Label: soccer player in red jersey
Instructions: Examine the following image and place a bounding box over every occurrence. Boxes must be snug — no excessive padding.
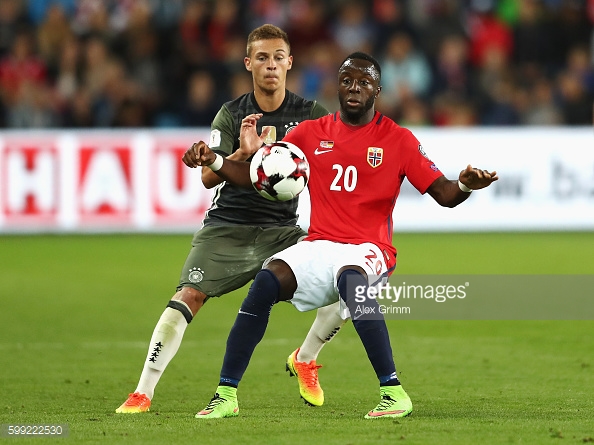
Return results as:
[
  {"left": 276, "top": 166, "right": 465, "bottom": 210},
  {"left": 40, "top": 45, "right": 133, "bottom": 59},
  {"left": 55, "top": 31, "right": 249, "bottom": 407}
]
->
[{"left": 188, "top": 52, "right": 498, "bottom": 419}]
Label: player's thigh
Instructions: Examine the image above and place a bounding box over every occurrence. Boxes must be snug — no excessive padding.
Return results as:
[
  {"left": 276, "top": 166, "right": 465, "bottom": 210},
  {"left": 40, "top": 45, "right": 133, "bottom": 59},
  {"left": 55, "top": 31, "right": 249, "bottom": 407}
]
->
[
  {"left": 266, "top": 240, "right": 338, "bottom": 312},
  {"left": 177, "top": 225, "right": 265, "bottom": 297},
  {"left": 268, "top": 240, "right": 388, "bottom": 313}
]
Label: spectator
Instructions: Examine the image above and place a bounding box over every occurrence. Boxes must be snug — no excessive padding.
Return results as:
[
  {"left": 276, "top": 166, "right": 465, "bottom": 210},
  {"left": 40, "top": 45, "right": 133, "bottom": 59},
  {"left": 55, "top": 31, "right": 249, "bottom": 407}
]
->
[
  {"left": 466, "top": 0, "right": 514, "bottom": 69},
  {"left": 37, "top": 2, "right": 74, "bottom": 70},
  {"left": 556, "top": 70, "right": 594, "bottom": 125},
  {"left": 371, "top": 0, "right": 416, "bottom": 54},
  {"left": 565, "top": 44, "right": 594, "bottom": 95},
  {"left": 6, "top": 77, "right": 58, "bottom": 127},
  {"left": 205, "top": 0, "right": 244, "bottom": 62},
  {"left": 432, "top": 91, "right": 477, "bottom": 126},
  {"left": 53, "top": 36, "right": 82, "bottom": 110},
  {"left": 523, "top": 78, "right": 562, "bottom": 125},
  {"left": 399, "top": 96, "right": 431, "bottom": 126},
  {"left": 511, "top": 0, "right": 552, "bottom": 72},
  {"left": 416, "top": 0, "right": 466, "bottom": 62},
  {"left": 0, "top": 28, "right": 47, "bottom": 109},
  {"left": 379, "top": 31, "right": 432, "bottom": 117},
  {"left": 61, "top": 86, "right": 94, "bottom": 127},
  {"left": 331, "top": 0, "right": 375, "bottom": 54},
  {"left": 123, "top": 28, "right": 162, "bottom": 122},
  {"left": 0, "top": 0, "right": 30, "bottom": 58},
  {"left": 179, "top": 70, "right": 220, "bottom": 127},
  {"left": 285, "top": 0, "right": 332, "bottom": 61},
  {"left": 247, "top": 0, "right": 288, "bottom": 29},
  {"left": 0, "top": 0, "right": 591, "bottom": 129},
  {"left": 176, "top": 0, "right": 209, "bottom": 67},
  {"left": 431, "top": 33, "right": 473, "bottom": 99},
  {"left": 27, "top": 0, "right": 75, "bottom": 26}
]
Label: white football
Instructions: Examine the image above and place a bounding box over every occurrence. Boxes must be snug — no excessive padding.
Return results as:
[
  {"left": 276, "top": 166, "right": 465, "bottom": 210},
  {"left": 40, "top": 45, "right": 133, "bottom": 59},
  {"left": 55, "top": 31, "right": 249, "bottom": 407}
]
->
[{"left": 250, "top": 142, "right": 309, "bottom": 201}]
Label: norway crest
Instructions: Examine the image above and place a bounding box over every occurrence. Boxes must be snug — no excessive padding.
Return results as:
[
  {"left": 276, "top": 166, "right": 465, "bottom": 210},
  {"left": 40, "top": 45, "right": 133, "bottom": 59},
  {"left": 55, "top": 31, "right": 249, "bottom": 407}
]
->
[{"left": 367, "top": 147, "right": 383, "bottom": 168}]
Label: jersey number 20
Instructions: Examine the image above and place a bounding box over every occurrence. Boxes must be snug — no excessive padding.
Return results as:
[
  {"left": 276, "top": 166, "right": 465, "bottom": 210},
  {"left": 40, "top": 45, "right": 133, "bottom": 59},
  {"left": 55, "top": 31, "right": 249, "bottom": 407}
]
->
[{"left": 330, "top": 164, "right": 358, "bottom": 192}]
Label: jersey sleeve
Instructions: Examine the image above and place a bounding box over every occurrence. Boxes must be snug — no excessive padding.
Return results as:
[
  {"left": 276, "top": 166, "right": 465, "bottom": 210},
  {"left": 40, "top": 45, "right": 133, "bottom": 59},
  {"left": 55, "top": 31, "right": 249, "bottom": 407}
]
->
[
  {"left": 310, "top": 101, "right": 330, "bottom": 119},
  {"left": 209, "top": 105, "right": 236, "bottom": 156},
  {"left": 402, "top": 130, "right": 444, "bottom": 194}
]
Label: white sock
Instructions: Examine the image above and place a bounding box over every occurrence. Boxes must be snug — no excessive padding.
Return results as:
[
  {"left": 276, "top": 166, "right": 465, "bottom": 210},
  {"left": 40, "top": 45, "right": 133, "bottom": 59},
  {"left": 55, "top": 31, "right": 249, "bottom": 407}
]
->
[
  {"left": 297, "top": 301, "right": 346, "bottom": 363},
  {"left": 134, "top": 305, "right": 190, "bottom": 399}
]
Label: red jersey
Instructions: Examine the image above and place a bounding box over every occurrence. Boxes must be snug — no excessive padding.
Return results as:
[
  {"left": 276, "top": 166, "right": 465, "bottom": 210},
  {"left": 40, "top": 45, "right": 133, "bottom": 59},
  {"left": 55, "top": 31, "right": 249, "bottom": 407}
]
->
[{"left": 284, "top": 111, "right": 443, "bottom": 271}]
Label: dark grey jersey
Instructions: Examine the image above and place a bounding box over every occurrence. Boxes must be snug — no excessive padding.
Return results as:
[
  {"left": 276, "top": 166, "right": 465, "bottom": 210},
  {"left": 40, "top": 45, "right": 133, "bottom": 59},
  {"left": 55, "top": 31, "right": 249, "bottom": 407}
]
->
[{"left": 203, "top": 90, "right": 329, "bottom": 227}]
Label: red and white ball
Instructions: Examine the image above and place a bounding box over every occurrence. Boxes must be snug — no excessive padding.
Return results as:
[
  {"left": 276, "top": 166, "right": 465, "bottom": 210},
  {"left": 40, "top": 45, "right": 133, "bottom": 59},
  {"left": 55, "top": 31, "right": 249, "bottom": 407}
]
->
[{"left": 250, "top": 142, "right": 309, "bottom": 201}]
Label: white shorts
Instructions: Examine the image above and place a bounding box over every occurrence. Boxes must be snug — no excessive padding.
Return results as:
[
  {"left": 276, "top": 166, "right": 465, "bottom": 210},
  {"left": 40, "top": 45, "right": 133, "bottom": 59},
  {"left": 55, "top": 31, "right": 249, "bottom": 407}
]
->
[{"left": 263, "top": 240, "right": 389, "bottom": 318}]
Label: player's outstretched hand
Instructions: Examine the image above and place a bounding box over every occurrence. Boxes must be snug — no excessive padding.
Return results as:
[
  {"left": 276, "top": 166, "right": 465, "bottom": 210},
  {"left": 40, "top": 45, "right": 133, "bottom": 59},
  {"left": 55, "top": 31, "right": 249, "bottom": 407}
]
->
[
  {"left": 459, "top": 165, "right": 499, "bottom": 190},
  {"left": 183, "top": 141, "right": 216, "bottom": 168},
  {"left": 239, "top": 113, "right": 272, "bottom": 155}
]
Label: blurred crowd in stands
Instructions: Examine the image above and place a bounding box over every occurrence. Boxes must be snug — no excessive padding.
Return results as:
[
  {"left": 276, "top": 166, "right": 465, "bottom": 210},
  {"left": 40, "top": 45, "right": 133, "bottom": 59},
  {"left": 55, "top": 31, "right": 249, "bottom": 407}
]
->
[{"left": 0, "top": 0, "right": 592, "bottom": 128}]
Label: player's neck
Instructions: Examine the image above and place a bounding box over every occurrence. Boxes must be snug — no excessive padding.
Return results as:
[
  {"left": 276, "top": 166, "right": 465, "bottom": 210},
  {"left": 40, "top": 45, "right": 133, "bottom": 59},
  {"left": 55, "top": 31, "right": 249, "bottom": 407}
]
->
[
  {"left": 253, "top": 87, "right": 286, "bottom": 113},
  {"left": 340, "top": 109, "right": 376, "bottom": 127}
]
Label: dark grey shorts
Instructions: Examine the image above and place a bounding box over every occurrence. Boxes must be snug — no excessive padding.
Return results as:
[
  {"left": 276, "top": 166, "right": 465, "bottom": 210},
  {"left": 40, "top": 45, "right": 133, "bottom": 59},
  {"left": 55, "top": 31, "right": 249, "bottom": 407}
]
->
[{"left": 176, "top": 225, "right": 306, "bottom": 297}]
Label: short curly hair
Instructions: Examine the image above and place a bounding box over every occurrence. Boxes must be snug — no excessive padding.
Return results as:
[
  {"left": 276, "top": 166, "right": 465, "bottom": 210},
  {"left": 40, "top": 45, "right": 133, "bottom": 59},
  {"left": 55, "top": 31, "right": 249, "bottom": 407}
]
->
[{"left": 341, "top": 52, "right": 382, "bottom": 82}]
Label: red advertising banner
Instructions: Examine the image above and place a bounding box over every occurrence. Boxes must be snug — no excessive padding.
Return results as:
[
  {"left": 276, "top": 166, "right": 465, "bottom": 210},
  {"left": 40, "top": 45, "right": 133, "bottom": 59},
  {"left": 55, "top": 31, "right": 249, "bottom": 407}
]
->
[
  {"left": 0, "top": 128, "right": 592, "bottom": 233},
  {"left": 0, "top": 130, "right": 213, "bottom": 232}
]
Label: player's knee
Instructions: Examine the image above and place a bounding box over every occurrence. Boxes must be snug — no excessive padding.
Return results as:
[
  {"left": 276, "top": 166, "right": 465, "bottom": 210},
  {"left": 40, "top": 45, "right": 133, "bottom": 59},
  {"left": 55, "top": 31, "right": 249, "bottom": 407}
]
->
[
  {"left": 264, "top": 260, "right": 297, "bottom": 301},
  {"left": 241, "top": 269, "right": 281, "bottom": 311},
  {"left": 337, "top": 268, "right": 367, "bottom": 305},
  {"left": 174, "top": 287, "right": 207, "bottom": 315}
]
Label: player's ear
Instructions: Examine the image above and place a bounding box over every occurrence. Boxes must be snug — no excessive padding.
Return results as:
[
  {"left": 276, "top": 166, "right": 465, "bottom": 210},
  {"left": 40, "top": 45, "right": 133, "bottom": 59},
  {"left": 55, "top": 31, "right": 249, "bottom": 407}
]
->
[
  {"left": 287, "top": 55, "right": 293, "bottom": 70},
  {"left": 376, "top": 85, "right": 382, "bottom": 97},
  {"left": 244, "top": 56, "right": 252, "bottom": 72}
]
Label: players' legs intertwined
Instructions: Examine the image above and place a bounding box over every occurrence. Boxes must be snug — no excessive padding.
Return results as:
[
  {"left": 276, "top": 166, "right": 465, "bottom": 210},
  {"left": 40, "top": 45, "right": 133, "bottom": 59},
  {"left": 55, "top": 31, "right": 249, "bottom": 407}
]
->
[{"left": 196, "top": 267, "right": 285, "bottom": 418}]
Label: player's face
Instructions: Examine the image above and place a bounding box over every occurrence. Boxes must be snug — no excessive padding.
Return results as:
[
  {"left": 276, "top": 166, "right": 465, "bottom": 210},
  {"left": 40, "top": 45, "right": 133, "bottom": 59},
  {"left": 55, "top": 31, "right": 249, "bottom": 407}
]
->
[
  {"left": 245, "top": 39, "right": 292, "bottom": 94},
  {"left": 337, "top": 58, "right": 381, "bottom": 125}
]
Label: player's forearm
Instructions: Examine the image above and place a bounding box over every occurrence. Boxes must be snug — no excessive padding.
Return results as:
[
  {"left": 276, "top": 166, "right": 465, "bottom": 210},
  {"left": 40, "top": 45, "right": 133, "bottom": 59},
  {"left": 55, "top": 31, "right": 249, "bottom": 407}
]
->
[
  {"left": 426, "top": 176, "right": 472, "bottom": 208},
  {"left": 210, "top": 156, "right": 253, "bottom": 188},
  {"left": 201, "top": 150, "right": 254, "bottom": 188}
]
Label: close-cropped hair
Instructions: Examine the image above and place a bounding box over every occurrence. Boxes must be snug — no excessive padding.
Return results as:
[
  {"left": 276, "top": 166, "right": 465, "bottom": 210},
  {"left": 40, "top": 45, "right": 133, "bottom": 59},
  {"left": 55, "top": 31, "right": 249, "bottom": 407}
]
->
[
  {"left": 341, "top": 51, "right": 382, "bottom": 81},
  {"left": 246, "top": 24, "right": 291, "bottom": 56}
]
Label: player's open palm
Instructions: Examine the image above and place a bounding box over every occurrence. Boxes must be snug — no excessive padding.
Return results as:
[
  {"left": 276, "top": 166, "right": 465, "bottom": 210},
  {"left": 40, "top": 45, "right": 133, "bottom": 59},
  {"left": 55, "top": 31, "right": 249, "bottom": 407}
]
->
[{"left": 239, "top": 113, "right": 271, "bottom": 155}]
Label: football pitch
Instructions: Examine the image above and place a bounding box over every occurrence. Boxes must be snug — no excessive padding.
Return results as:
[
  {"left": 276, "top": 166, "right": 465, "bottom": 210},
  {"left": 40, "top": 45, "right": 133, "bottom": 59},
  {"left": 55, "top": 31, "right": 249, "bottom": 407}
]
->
[{"left": 1, "top": 232, "right": 593, "bottom": 444}]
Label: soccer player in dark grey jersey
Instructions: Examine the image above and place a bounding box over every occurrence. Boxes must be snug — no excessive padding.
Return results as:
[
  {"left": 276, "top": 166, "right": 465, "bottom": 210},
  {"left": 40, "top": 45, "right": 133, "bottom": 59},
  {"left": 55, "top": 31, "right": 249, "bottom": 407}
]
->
[{"left": 116, "top": 24, "right": 342, "bottom": 413}]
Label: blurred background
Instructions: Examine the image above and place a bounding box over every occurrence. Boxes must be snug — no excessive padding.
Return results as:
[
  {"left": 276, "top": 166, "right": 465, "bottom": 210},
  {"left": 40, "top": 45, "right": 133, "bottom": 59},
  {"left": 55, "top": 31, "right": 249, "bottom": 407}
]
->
[
  {"left": 0, "top": 0, "right": 592, "bottom": 234},
  {"left": 0, "top": 0, "right": 592, "bottom": 129}
]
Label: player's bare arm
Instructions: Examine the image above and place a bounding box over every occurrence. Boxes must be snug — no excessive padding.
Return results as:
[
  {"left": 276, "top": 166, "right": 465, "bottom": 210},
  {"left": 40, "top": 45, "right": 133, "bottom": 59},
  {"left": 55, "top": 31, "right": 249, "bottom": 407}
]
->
[
  {"left": 188, "top": 140, "right": 253, "bottom": 188},
  {"left": 200, "top": 138, "right": 268, "bottom": 188},
  {"left": 184, "top": 114, "right": 275, "bottom": 188},
  {"left": 427, "top": 165, "right": 498, "bottom": 208}
]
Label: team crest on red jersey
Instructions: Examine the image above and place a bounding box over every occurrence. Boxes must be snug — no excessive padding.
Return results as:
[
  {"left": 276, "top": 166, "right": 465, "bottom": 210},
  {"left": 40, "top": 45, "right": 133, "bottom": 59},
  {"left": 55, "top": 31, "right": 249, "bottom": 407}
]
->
[{"left": 367, "top": 147, "right": 383, "bottom": 168}]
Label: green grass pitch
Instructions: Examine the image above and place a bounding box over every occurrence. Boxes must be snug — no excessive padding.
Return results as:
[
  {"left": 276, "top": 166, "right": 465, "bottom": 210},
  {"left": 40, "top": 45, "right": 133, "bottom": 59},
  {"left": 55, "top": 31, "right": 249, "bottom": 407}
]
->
[{"left": 1, "top": 232, "right": 593, "bottom": 444}]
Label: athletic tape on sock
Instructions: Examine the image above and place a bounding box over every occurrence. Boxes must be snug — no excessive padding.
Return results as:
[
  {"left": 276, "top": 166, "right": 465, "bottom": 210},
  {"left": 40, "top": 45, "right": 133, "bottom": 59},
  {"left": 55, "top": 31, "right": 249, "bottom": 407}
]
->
[{"left": 167, "top": 299, "right": 193, "bottom": 323}]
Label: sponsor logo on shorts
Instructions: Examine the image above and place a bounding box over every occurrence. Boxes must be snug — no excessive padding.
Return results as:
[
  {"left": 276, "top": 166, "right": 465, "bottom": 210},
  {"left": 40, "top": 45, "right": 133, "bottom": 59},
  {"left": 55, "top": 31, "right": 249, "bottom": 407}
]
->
[{"left": 188, "top": 267, "right": 204, "bottom": 283}]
